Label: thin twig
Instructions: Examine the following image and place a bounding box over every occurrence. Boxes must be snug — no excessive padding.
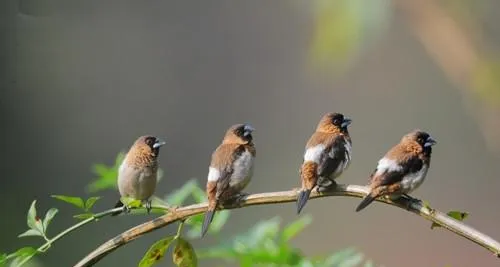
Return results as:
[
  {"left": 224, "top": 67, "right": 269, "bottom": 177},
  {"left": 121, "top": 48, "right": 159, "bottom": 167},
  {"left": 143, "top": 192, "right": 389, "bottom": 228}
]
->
[{"left": 74, "top": 184, "right": 500, "bottom": 267}]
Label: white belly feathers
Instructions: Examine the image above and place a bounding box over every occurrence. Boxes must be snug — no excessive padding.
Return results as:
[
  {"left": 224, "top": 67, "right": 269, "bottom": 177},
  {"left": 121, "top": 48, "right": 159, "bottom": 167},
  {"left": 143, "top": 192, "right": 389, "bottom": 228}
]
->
[
  {"left": 229, "top": 150, "right": 254, "bottom": 188},
  {"left": 401, "top": 164, "right": 428, "bottom": 193}
]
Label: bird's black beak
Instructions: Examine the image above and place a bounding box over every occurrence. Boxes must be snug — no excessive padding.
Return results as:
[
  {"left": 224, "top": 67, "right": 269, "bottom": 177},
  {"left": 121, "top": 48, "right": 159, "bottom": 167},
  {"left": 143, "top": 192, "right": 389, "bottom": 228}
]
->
[
  {"left": 153, "top": 139, "right": 166, "bottom": 148},
  {"left": 424, "top": 136, "right": 437, "bottom": 147},
  {"left": 341, "top": 117, "right": 352, "bottom": 128}
]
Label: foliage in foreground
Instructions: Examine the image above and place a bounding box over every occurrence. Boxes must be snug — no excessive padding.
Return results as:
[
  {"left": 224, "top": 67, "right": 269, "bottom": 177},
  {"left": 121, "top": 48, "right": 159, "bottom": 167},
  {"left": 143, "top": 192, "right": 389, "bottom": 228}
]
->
[{"left": 0, "top": 153, "right": 468, "bottom": 267}]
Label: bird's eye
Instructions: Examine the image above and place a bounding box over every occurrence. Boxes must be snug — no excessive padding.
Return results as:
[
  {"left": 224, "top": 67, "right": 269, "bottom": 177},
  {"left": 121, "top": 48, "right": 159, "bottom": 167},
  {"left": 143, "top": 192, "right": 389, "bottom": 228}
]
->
[{"left": 146, "top": 138, "right": 153, "bottom": 145}]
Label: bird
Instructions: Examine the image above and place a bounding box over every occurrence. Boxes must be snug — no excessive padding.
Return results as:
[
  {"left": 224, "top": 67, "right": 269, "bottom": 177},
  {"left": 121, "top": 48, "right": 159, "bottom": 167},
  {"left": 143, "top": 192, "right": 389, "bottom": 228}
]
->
[
  {"left": 355, "top": 129, "right": 436, "bottom": 212},
  {"left": 201, "top": 123, "right": 256, "bottom": 237},
  {"left": 297, "top": 112, "right": 352, "bottom": 214},
  {"left": 112, "top": 135, "right": 166, "bottom": 216}
]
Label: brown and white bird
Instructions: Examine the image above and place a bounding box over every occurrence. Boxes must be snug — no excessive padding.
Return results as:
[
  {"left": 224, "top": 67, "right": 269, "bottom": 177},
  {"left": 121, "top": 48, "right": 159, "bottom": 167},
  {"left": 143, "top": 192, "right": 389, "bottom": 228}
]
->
[
  {"left": 297, "top": 112, "right": 352, "bottom": 214},
  {"left": 201, "top": 124, "right": 256, "bottom": 237},
  {"left": 112, "top": 135, "right": 166, "bottom": 215},
  {"left": 355, "top": 130, "right": 436, "bottom": 212}
]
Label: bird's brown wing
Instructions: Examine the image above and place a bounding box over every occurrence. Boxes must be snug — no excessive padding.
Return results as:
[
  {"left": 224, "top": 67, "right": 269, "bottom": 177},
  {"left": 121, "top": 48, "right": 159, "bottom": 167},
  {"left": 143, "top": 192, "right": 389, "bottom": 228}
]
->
[
  {"left": 370, "top": 155, "right": 423, "bottom": 189},
  {"left": 211, "top": 144, "right": 246, "bottom": 200}
]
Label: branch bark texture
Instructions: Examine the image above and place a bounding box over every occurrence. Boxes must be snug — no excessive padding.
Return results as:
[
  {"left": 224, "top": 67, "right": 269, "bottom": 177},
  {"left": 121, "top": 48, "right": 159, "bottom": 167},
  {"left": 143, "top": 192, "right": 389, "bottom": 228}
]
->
[{"left": 74, "top": 184, "right": 500, "bottom": 267}]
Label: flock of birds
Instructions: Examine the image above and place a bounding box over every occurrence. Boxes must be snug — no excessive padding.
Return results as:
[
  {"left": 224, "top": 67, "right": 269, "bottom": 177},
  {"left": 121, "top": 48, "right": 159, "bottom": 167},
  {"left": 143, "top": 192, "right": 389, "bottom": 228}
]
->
[{"left": 111, "top": 112, "right": 437, "bottom": 237}]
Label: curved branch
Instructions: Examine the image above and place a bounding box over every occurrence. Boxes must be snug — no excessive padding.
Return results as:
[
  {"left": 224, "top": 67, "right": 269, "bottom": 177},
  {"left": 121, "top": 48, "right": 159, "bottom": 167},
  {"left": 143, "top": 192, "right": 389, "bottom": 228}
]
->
[{"left": 74, "top": 184, "right": 500, "bottom": 267}]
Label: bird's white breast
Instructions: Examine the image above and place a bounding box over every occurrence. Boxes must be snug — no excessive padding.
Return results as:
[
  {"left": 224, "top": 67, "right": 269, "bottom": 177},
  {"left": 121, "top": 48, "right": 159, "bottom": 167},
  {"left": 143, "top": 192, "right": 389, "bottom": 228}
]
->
[
  {"left": 229, "top": 150, "right": 254, "bottom": 188},
  {"left": 117, "top": 158, "right": 157, "bottom": 200},
  {"left": 401, "top": 164, "right": 428, "bottom": 193},
  {"left": 304, "top": 144, "right": 326, "bottom": 164}
]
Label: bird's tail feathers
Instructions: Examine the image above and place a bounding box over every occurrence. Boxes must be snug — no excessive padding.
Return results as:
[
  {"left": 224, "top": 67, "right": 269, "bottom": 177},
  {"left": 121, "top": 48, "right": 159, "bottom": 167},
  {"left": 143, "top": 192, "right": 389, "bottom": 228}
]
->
[
  {"left": 296, "top": 189, "right": 311, "bottom": 214},
  {"left": 355, "top": 194, "right": 376, "bottom": 212},
  {"left": 201, "top": 208, "right": 216, "bottom": 238},
  {"left": 111, "top": 200, "right": 124, "bottom": 216}
]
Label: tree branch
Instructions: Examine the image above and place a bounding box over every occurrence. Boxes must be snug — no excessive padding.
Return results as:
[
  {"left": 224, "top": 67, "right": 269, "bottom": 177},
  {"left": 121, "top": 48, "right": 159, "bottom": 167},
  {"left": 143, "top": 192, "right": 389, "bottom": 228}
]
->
[{"left": 74, "top": 184, "right": 500, "bottom": 267}]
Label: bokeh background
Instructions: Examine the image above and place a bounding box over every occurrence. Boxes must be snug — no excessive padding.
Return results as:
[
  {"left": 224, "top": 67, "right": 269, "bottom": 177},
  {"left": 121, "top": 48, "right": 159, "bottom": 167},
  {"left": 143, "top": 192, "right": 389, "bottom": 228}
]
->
[{"left": 1, "top": 0, "right": 500, "bottom": 266}]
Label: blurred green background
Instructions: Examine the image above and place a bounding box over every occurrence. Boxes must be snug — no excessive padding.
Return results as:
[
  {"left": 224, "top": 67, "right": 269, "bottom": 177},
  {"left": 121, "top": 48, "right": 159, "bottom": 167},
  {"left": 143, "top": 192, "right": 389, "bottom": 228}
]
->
[{"left": 1, "top": 0, "right": 500, "bottom": 266}]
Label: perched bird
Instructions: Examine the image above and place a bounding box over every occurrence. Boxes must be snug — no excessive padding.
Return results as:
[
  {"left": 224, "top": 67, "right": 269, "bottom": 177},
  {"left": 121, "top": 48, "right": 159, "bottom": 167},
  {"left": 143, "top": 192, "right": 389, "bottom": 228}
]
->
[
  {"left": 355, "top": 130, "right": 436, "bottom": 212},
  {"left": 112, "top": 135, "right": 166, "bottom": 216},
  {"left": 201, "top": 124, "right": 256, "bottom": 237},
  {"left": 297, "top": 112, "right": 352, "bottom": 214}
]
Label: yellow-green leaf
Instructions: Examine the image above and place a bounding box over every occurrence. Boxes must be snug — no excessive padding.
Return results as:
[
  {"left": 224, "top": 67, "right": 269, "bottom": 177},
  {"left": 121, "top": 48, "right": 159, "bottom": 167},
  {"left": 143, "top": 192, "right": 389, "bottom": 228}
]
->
[
  {"left": 85, "top": 197, "right": 101, "bottom": 211},
  {"left": 120, "top": 197, "right": 142, "bottom": 209},
  {"left": 51, "top": 195, "right": 85, "bottom": 210},
  {"left": 138, "top": 236, "right": 175, "bottom": 267},
  {"left": 431, "top": 210, "right": 469, "bottom": 229},
  {"left": 43, "top": 208, "right": 58, "bottom": 233},
  {"left": 18, "top": 229, "right": 43, "bottom": 238},
  {"left": 172, "top": 238, "right": 198, "bottom": 267},
  {"left": 282, "top": 215, "right": 312, "bottom": 242},
  {"left": 26, "top": 200, "right": 44, "bottom": 236}
]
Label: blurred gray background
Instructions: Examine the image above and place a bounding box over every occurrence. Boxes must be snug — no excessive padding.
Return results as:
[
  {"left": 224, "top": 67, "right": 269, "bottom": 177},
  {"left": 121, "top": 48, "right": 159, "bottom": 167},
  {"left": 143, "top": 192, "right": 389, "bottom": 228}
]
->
[{"left": 1, "top": 0, "right": 500, "bottom": 266}]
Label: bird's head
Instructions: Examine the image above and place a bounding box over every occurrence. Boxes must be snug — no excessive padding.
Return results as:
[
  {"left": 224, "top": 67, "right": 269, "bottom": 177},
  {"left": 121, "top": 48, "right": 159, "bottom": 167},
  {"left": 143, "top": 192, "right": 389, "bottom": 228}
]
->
[
  {"left": 222, "top": 123, "right": 255, "bottom": 145},
  {"left": 401, "top": 130, "right": 436, "bottom": 154},
  {"left": 132, "top": 135, "right": 166, "bottom": 158},
  {"left": 317, "top": 112, "right": 352, "bottom": 134}
]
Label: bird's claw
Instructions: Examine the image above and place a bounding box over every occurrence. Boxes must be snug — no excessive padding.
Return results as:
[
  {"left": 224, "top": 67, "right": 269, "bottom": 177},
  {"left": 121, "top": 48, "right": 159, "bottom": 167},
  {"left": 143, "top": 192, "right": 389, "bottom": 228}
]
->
[
  {"left": 230, "top": 192, "right": 249, "bottom": 208},
  {"left": 401, "top": 194, "right": 422, "bottom": 211},
  {"left": 144, "top": 200, "right": 152, "bottom": 214},
  {"left": 123, "top": 205, "right": 131, "bottom": 214},
  {"left": 316, "top": 179, "right": 337, "bottom": 193}
]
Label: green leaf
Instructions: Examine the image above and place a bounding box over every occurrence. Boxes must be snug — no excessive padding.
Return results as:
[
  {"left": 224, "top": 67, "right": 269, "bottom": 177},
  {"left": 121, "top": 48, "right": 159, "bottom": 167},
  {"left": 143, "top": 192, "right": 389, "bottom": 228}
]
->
[
  {"left": 172, "top": 238, "right": 198, "bottom": 267},
  {"left": 207, "top": 210, "right": 230, "bottom": 234},
  {"left": 120, "top": 197, "right": 142, "bottom": 208},
  {"left": 26, "top": 200, "right": 44, "bottom": 237},
  {"left": 84, "top": 197, "right": 101, "bottom": 211},
  {"left": 87, "top": 152, "right": 125, "bottom": 193},
  {"left": 431, "top": 210, "right": 469, "bottom": 229},
  {"left": 42, "top": 208, "right": 58, "bottom": 233},
  {"left": 422, "top": 200, "right": 431, "bottom": 210},
  {"left": 9, "top": 247, "right": 37, "bottom": 267},
  {"left": 18, "top": 229, "right": 43, "bottom": 238},
  {"left": 138, "top": 236, "right": 175, "bottom": 267},
  {"left": 165, "top": 180, "right": 199, "bottom": 206},
  {"left": 51, "top": 195, "right": 85, "bottom": 210},
  {"left": 282, "top": 215, "right": 313, "bottom": 242},
  {"left": 73, "top": 213, "right": 94, "bottom": 220},
  {"left": 185, "top": 210, "right": 230, "bottom": 239},
  {"left": 190, "top": 186, "right": 206, "bottom": 203},
  {"left": 447, "top": 211, "right": 469, "bottom": 221},
  {"left": 26, "top": 200, "right": 37, "bottom": 230}
]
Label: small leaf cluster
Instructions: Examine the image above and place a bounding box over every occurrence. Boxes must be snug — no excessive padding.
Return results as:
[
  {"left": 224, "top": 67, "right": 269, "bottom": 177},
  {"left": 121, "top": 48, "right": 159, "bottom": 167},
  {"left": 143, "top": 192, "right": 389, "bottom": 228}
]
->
[
  {"left": 1, "top": 196, "right": 102, "bottom": 267},
  {"left": 139, "top": 233, "right": 197, "bottom": 267},
  {"left": 1, "top": 201, "right": 57, "bottom": 266},
  {"left": 198, "top": 216, "right": 377, "bottom": 267},
  {"left": 51, "top": 195, "right": 101, "bottom": 220}
]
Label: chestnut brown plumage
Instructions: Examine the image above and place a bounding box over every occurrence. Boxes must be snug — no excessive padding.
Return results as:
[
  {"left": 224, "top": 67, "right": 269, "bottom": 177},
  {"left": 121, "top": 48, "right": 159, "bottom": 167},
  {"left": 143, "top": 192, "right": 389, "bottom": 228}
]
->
[
  {"left": 355, "top": 130, "right": 436, "bottom": 212},
  {"left": 201, "top": 124, "right": 256, "bottom": 237},
  {"left": 112, "top": 135, "right": 166, "bottom": 216},
  {"left": 297, "top": 113, "right": 352, "bottom": 214}
]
